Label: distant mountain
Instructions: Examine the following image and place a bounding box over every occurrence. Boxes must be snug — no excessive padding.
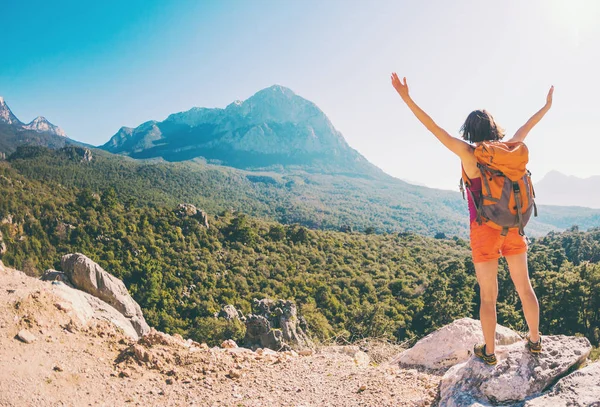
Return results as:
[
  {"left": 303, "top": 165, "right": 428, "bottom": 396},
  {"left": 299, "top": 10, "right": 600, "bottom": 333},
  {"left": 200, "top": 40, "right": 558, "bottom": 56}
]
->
[
  {"left": 101, "top": 85, "right": 382, "bottom": 176},
  {"left": 536, "top": 171, "right": 600, "bottom": 209},
  {"left": 0, "top": 96, "right": 69, "bottom": 155},
  {"left": 23, "top": 116, "right": 67, "bottom": 137}
]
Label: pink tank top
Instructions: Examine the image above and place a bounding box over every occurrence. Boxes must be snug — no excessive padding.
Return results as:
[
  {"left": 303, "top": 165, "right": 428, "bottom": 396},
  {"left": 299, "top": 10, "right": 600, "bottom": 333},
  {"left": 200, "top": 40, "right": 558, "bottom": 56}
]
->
[{"left": 467, "top": 177, "right": 482, "bottom": 223}]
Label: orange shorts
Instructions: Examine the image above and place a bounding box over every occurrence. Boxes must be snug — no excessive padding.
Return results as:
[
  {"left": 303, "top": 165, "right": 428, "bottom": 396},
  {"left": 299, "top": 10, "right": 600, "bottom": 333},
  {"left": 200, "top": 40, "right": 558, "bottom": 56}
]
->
[{"left": 469, "top": 221, "right": 528, "bottom": 263}]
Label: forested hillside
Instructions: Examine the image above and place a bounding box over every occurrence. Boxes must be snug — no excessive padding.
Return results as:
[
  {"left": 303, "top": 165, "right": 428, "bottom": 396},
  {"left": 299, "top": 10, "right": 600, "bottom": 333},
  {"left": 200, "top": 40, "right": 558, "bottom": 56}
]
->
[
  {"left": 1, "top": 157, "right": 599, "bottom": 348},
  {"left": 7, "top": 146, "right": 469, "bottom": 236},
  {"left": 7, "top": 146, "right": 600, "bottom": 239}
]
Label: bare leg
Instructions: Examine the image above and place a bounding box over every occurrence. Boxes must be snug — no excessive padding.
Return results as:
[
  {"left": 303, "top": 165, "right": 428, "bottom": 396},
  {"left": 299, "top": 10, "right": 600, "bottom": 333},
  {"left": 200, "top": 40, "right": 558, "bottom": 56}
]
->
[
  {"left": 505, "top": 253, "right": 540, "bottom": 342},
  {"left": 474, "top": 259, "right": 499, "bottom": 354}
]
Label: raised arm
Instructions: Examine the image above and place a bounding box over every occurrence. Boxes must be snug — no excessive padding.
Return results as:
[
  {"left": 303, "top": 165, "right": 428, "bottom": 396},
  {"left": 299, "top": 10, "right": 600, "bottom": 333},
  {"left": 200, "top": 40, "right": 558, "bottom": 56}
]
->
[
  {"left": 507, "top": 86, "right": 554, "bottom": 143},
  {"left": 391, "top": 73, "right": 471, "bottom": 160}
]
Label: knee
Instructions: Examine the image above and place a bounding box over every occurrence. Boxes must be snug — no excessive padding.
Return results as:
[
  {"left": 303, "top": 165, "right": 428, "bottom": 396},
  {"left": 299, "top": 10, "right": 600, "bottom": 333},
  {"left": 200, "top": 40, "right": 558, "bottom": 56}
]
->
[
  {"left": 517, "top": 287, "right": 538, "bottom": 303},
  {"left": 515, "top": 282, "right": 535, "bottom": 298},
  {"left": 480, "top": 291, "right": 498, "bottom": 305}
]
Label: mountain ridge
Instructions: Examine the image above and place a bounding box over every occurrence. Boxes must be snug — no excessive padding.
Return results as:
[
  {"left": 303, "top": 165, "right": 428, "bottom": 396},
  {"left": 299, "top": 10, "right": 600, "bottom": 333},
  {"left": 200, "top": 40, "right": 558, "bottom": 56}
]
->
[
  {"left": 0, "top": 97, "right": 66, "bottom": 137},
  {"left": 0, "top": 96, "right": 69, "bottom": 155},
  {"left": 536, "top": 170, "right": 600, "bottom": 209}
]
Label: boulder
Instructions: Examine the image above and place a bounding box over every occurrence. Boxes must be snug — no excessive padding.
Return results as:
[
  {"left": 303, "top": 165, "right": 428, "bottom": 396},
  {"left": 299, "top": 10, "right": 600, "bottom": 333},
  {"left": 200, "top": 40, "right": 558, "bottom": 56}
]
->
[
  {"left": 439, "top": 335, "right": 591, "bottom": 406},
  {"left": 390, "top": 318, "right": 522, "bottom": 369},
  {"left": 175, "top": 204, "right": 209, "bottom": 228},
  {"left": 60, "top": 253, "right": 150, "bottom": 337},
  {"left": 0, "top": 231, "right": 6, "bottom": 255},
  {"left": 392, "top": 318, "right": 522, "bottom": 370},
  {"left": 244, "top": 314, "right": 283, "bottom": 350},
  {"left": 244, "top": 299, "right": 313, "bottom": 351},
  {"left": 51, "top": 281, "right": 139, "bottom": 340},
  {"left": 523, "top": 362, "right": 600, "bottom": 406},
  {"left": 217, "top": 304, "right": 244, "bottom": 321}
]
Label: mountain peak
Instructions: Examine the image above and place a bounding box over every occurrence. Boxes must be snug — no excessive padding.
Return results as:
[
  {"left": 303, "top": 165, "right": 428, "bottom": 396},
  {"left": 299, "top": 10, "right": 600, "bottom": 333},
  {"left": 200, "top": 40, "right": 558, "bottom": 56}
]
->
[
  {"left": 249, "top": 85, "right": 297, "bottom": 101},
  {"left": 23, "top": 115, "right": 67, "bottom": 137},
  {"left": 31, "top": 116, "right": 48, "bottom": 124},
  {"left": 102, "top": 84, "right": 374, "bottom": 175},
  {"left": 264, "top": 84, "right": 295, "bottom": 94},
  {"left": 0, "top": 96, "right": 22, "bottom": 125}
]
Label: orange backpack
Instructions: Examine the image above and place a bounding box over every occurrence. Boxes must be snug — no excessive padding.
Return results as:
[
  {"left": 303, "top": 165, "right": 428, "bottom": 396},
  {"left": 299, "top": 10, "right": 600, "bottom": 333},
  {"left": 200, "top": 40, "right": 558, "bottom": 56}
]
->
[{"left": 460, "top": 141, "right": 537, "bottom": 235}]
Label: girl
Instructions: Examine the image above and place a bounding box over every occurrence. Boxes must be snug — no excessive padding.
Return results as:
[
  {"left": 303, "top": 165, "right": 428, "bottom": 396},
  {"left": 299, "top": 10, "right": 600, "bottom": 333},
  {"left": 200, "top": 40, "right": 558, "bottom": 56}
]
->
[{"left": 391, "top": 73, "right": 553, "bottom": 365}]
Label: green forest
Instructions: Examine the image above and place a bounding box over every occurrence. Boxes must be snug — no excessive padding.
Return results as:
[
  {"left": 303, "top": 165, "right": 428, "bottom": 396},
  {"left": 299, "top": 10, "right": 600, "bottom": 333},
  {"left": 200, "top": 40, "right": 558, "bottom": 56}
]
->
[
  {"left": 8, "top": 146, "right": 600, "bottom": 238},
  {"left": 1, "top": 152, "right": 599, "bottom": 350}
]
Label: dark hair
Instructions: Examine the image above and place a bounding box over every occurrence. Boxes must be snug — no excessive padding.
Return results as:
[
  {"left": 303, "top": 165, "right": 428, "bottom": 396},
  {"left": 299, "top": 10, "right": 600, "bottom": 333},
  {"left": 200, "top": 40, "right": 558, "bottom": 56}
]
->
[{"left": 460, "top": 109, "right": 505, "bottom": 143}]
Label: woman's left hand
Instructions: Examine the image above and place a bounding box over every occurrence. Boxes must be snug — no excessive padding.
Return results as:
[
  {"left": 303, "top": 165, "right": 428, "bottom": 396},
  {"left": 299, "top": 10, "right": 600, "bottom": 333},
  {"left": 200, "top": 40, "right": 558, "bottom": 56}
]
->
[{"left": 391, "top": 73, "right": 410, "bottom": 100}]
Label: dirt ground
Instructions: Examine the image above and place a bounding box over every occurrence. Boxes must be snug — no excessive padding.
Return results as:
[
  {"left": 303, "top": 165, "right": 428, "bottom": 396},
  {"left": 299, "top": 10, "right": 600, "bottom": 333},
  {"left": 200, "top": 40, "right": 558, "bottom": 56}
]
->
[{"left": 0, "top": 262, "right": 441, "bottom": 407}]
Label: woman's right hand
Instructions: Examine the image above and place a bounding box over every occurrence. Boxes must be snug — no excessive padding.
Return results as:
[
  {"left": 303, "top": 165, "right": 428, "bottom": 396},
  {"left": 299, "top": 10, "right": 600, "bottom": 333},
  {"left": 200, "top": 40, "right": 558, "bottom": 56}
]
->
[{"left": 546, "top": 85, "right": 554, "bottom": 107}]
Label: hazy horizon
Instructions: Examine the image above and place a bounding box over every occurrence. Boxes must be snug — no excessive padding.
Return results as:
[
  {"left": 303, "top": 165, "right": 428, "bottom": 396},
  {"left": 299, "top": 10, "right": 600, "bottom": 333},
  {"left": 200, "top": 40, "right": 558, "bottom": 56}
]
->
[{"left": 3, "top": 0, "right": 600, "bottom": 190}]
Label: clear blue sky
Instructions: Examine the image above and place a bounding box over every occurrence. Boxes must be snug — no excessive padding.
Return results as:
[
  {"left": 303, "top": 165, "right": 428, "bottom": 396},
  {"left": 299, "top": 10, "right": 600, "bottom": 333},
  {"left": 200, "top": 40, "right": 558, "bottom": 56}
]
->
[{"left": 2, "top": 0, "right": 599, "bottom": 190}]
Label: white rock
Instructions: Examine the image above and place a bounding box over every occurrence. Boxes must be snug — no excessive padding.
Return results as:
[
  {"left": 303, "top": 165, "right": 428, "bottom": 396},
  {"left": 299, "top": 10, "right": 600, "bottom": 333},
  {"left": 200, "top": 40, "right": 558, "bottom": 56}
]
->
[
  {"left": 51, "top": 281, "right": 138, "bottom": 340},
  {"left": 392, "top": 318, "right": 522, "bottom": 369},
  {"left": 523, "top": 362, "right": 600, "bottom": 406},
  {"left": 439, "top": 335, "right": 591, "bottom": 406},
  {"left": 353, "top": 351, "right": 370, "bottom": 368},
  {"left": 256, "top": 348, "right": 278, "bottom": 356},
  {"left": 324, "top": 346, "right": 370, "bottom": 367},
  {"left": 16, "top": 329, "right": 37, "bottom": 344}
]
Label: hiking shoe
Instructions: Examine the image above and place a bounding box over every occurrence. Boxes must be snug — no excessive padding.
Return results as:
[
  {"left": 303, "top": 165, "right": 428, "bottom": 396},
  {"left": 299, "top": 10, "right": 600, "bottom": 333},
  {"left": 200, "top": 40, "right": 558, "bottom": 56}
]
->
[
  {"left": 474, "top": 344, "right": 497, "bottom": 366},
  {"left": 526, "top": 335, "right": 542, "bottom": 354}
]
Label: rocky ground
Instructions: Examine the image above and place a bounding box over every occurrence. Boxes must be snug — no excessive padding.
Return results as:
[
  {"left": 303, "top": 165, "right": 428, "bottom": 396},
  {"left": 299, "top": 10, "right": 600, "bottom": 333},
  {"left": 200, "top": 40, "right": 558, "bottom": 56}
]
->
[{"left": 0, "top": 262, "right": 440, "bottom": 407}]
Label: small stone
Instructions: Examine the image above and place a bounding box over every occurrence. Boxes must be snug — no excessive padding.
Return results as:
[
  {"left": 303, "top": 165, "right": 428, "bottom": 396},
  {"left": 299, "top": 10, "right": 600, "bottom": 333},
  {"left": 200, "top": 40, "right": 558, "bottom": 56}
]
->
[
  {"left": 54, "top": 302, "right": 71, "bottom": 312},
  {"left": 53, "top": 366, "right": 63, "bottom": 372},
  {"left": 228, "top": 370, "right": 242, "bottom": 379},
  {"left": 16, "top": 329, "right": 37, "bottom": 344},
  {"left": 358, "top": 385, "right": 367, "bottom": 393},
  {"left": 166, "top": 378, "right": 174, "bottom": 385},
  {"left": 221, "top": 339, "right": 238, "bottom": 349},
  {"left": 299, "top": 349, "right": 314, "bottom": 356},
  {"left": 353, "top": 351, "right": 370, "bottom": 367},
  {"left": 256, "top": 348, "right": 278, "bottom": 356}
]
